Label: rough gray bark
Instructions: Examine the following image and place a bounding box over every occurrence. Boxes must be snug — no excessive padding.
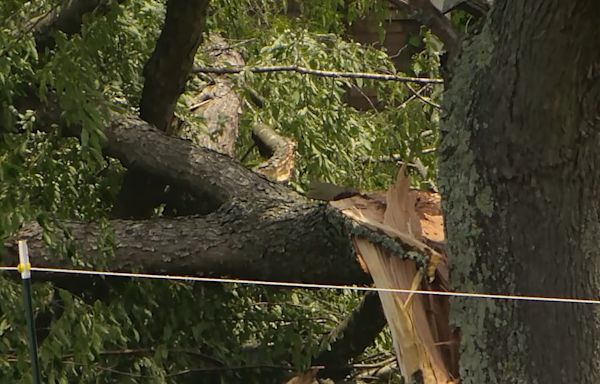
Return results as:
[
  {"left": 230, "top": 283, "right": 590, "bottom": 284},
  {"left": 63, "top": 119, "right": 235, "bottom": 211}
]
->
[
  {"left": 439, "top": 1, "right": 600, "bottom": 383},
  {"left": 104, "top": 116, "right": 289, "bottom": 206},
  {"left": 4, "top": 200, "right": 368, "bottom": 285},
  {"left": 115, "top": 0, "right": 209, "bottom": 218},
  {"left": 139, "top": 0, "right": 209, "bottom": 133}
]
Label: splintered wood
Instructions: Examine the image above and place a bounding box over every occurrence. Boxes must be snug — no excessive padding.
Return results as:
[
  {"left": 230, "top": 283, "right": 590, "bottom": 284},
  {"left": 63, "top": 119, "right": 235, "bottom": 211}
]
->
[{"left": 331, "top": 167, "right": 458, "bottom": 383}]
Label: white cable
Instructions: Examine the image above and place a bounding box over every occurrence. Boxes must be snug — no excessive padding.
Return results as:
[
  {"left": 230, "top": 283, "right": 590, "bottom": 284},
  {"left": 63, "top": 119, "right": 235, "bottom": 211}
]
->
[{"left": 1, "top": 265, "right": 599, "bottom": 305}]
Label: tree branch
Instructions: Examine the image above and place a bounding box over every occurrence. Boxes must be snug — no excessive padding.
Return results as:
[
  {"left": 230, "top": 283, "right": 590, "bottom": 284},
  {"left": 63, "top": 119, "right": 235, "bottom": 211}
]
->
[
  {"left": 2, "top": 201, "right": 368, "bottom": 286},
  {"left": 251, "top": 124, "right": 297, "bottom": 183},
  {"left": 139, "top": 0, "right": 209, "bottom": 132},
  {"left": 115, "top": 0, "right": 209, "bottom": 218},
  {"left": 406, "top": 84, "right": 441, "bottom": 109},
  {"left": 193, "top": 65, "right": 444, "bottom": 85},
  {"left": 315, "top": 292, "right": 388, "bottom": 380},
  {"left": 104, "top": 115, "right": 290, "bottom": 206}
]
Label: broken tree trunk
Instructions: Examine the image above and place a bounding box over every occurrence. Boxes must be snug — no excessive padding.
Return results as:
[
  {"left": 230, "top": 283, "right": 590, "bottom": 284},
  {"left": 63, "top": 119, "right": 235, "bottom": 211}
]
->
[{"left": 331, "top": 169, "right": 457, "bottom": 383}]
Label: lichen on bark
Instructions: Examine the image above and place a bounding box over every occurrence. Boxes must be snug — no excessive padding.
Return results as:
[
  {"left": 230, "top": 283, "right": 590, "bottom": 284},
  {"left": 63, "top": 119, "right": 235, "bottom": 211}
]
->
[
  {"left": 440, "top": 2, "right": 600, "bottom": 383},
  {"left": 439, "top": 18, "right": 526, "bottom": 384}
]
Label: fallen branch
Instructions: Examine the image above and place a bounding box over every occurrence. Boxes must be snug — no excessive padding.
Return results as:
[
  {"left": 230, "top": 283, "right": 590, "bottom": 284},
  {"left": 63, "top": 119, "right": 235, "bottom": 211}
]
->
[
  {"left": 193, "top": 65, "right": 444, "bottom": 85},
  {"left": 2, "top": 202, "right": 367, "bottom": 285}
]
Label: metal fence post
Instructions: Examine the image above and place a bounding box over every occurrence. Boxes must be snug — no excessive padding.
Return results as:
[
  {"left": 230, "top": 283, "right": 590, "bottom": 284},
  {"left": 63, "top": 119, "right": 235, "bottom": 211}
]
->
[{"left": 18, "top": 240, "right": 41, "bottom": 384}]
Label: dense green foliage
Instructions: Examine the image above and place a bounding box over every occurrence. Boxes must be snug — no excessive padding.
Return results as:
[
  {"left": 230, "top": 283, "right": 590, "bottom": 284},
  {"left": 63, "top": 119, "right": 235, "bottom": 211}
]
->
[{"left": 0, "top": 1, "right": 442, "bottom": 382}]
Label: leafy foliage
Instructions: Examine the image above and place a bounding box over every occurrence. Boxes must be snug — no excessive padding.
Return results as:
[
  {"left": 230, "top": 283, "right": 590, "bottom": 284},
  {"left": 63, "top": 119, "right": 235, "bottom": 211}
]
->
[
  {"left": 209, "top": 0, "right": 441, "bottom": 191},
  {"left": 0, "top": 0, "right": 443, "bottom": 383}
]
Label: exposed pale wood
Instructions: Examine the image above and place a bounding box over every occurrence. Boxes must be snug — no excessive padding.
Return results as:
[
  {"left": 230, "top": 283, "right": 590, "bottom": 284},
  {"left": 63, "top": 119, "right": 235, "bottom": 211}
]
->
[
  {"left": 252, "top": 124, "right": 297, "bottom": 183},
  {"left": 332, "top": 169, "right": 455, "bottom": 383},
  {"left": 183, "top": 35, "right": 243, "bottom": 156}
]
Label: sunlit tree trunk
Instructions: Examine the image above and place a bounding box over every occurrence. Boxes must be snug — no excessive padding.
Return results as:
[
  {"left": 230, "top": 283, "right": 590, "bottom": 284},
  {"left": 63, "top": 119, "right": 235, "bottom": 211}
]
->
[{"left": 440, "top": 1, "right": 600, "bottom": 382}]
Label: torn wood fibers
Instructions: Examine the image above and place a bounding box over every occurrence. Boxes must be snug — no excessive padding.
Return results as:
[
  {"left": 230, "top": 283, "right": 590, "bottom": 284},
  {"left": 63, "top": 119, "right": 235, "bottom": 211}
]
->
[{"left": 331, "top": 167, "right": 458, "bottom": 383}]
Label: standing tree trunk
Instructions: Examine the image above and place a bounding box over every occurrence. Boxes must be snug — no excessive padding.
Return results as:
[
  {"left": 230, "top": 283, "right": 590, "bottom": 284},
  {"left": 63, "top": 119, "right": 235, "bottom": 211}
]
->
[{"left": 440, "top": 1, "right": 600, "bottom": 383}]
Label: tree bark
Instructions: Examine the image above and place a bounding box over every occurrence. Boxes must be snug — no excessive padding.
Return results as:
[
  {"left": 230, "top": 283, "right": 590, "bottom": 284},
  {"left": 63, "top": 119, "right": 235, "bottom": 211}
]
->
[
  {"left": 315, "top": 292, "right": 387, "bottom": 380},
  {"left": 439, "top": 1, "right": 600, "bottom": 383},
  {"left": 104, "top": 116, "right": 288, "bottom": 205},
  {"left": 114, "top": 0, "right": 209, "bottom": 218},
  {"left": 3, "top": 200, "right": 368, "bottom": 285},
  {"left": 186, "top": 35, "right": 244, "bottom": 156},
  {"left": 139, "top": 0, "right": 209, "bottom": 133}
]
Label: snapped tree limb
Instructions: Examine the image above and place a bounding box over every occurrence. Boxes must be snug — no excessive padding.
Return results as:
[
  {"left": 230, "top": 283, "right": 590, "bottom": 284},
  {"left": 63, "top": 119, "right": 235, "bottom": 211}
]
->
[
  {"left": 251, "top": 123, "right": 297, "bottom": 183},
  {"left": 314, "top": 292, "right": 388, "bottom": 380}
]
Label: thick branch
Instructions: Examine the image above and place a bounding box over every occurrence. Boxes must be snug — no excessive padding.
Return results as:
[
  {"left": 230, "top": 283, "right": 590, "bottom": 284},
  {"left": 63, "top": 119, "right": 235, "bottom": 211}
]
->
[
  {"left": 315, "top": 292, "right": 387, "bottom": 380},
  {"left": 140, "top": 0, "right": 209, "bottom": 132},
  {"left": 3, "top": 201, "right": 369, "bottom": 286},
  {"left": 105, "top": 115, "right": 290, "bottom": 205}
]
